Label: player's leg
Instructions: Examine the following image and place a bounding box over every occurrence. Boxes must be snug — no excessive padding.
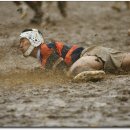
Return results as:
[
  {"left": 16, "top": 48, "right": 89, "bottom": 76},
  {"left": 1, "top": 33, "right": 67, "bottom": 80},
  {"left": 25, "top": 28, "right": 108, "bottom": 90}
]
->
[
  {"left": 121, "top": 53, "right": 130, "bottom": 71},
  {"left": 13, "top": 1, "right": 21, "bottom": 6},
  {"left": 57, "top": 1, "right": 67, "bottom": 17},
  {"left": 25, "top": 1, "right": 43, "bottom": 24},
  {"left": 68, "top": 55, "right": 104, "bottom": 77}
]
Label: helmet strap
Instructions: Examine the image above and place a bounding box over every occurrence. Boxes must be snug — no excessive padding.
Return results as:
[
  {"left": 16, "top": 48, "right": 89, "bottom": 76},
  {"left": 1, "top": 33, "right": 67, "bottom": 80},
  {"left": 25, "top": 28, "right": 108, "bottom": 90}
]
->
[{"left": 23, "top": 45, "right": 35, "bottom": 57}]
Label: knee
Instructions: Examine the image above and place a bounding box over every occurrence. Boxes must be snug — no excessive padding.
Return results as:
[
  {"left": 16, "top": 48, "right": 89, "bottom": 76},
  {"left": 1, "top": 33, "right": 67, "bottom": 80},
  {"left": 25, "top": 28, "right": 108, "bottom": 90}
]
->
[{"left": 67, "top": 56, "right": 104, "bottom": 77}]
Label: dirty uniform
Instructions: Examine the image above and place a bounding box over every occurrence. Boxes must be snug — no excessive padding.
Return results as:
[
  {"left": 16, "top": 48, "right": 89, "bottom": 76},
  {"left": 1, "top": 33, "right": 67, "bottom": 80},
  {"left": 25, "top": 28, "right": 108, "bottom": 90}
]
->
[
  {"left": 81, "top": 46, "right": 125, "bottom": 73},
  {"left": 39, "top": 41, "right": 84, "bottom": 70}
]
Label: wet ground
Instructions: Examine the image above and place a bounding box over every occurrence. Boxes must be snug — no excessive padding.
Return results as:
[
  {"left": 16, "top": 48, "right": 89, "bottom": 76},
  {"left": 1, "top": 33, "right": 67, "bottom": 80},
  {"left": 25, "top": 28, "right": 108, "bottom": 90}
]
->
[{"left": 0, "top": 1, "right": 130, "bottom": 127}]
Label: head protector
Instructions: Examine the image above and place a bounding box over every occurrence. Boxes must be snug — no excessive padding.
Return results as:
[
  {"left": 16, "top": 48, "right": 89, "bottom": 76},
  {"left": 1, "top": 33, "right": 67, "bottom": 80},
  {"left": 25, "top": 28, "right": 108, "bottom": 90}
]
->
[{"left": 20, "top": 28, "right": 44, "bottom": 56}]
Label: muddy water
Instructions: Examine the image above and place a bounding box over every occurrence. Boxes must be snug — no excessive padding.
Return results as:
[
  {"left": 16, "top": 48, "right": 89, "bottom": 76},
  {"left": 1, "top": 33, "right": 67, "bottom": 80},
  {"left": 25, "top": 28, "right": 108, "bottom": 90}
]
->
[
  {"left": 0, "top": 1, "right": 130, "bottom": 127},
  {"left": 0, "top": 71, "right": 130, "bottom": 127}
]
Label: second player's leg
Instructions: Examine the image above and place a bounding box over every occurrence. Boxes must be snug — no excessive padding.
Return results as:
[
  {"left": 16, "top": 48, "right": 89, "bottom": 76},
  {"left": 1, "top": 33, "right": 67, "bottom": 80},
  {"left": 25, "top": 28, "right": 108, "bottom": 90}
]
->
[
  {"left": 57, "top": 1, "right": 67, "bottom": 17},
  {"left": 25, "top": 1, "right": 43, "bottom": 24}
]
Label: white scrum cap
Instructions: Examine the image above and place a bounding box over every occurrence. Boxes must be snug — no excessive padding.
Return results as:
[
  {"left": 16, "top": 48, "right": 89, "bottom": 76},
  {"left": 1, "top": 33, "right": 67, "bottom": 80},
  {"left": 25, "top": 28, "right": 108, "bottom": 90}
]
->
[
  {"left": 20, "top": 28, "right": 44, "bottom": 56},
  {"left": 20, "top": 28, "right": 44, "bottom": 47}
]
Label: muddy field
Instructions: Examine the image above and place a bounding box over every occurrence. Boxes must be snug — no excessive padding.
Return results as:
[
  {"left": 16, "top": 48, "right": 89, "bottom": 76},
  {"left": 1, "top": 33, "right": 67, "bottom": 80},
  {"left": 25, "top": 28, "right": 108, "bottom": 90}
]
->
[{"left": 0, "top": 1, "right": 130, "bottom": 127}]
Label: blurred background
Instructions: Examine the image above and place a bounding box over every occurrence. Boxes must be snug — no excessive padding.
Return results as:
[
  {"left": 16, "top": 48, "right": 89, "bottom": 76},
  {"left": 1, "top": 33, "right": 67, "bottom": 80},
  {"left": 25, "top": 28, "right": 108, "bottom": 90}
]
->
[{"left": 1, "top": 1, "right": 130, "bottom": 72}]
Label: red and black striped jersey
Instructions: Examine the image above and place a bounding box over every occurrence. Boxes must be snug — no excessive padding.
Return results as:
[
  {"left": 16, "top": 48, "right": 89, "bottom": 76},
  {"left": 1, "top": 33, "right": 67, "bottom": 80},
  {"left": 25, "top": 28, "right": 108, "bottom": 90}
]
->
[{"left": 39, "top": 41, "right": 84, "bottom": 69}]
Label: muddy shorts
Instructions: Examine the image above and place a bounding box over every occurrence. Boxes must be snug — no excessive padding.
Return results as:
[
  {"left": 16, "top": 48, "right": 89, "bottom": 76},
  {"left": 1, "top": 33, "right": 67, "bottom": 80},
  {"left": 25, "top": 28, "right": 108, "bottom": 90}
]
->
[{"left": 80, "top": 46, "right": 125, "bottom": 73}]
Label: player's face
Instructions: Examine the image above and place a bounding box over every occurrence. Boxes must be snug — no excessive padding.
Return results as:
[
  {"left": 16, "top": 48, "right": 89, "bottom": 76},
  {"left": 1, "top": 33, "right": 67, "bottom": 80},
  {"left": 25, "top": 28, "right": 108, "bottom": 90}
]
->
[{"left": 20, "top": 38, "right": 30, "bottom": 54}]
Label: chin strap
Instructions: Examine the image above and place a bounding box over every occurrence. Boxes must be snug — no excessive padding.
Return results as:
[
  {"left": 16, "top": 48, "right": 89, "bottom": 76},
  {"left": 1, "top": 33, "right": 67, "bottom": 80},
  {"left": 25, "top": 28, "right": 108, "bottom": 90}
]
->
[
  {"left": 36, "top": 49, "right": 41, "bottom": 61},
  {"left": 23, "top": 45, "right": 35, "bottom": 57}
]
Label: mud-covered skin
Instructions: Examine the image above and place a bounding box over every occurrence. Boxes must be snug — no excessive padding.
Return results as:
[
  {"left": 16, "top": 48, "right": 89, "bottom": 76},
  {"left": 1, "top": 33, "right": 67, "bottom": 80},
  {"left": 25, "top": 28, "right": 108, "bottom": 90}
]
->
[
  {"left": 68, "top": 55, "right": 104, "bottom": 77},
  {"left": 0, "top": 1, "right": 130, "bottom": 127}
]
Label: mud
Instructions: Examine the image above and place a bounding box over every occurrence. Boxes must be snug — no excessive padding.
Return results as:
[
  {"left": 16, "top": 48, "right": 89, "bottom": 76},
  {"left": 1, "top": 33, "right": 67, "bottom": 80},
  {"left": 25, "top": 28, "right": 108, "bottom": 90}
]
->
[{"left": 0, "top": 1, "right": 130, "bottom": 127}]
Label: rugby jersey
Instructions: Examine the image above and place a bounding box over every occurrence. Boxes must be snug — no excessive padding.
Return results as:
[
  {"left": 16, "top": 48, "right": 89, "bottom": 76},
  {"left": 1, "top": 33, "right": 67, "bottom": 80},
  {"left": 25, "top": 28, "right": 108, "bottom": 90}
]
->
[{"left": 39, "top": 41, "right": 84, "bottom": 69}]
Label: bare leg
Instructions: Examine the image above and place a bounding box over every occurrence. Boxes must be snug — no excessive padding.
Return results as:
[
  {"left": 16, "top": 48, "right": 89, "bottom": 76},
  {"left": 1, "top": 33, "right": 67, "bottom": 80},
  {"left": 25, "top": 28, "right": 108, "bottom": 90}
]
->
[
  {"left": 57, "top": 1, "right": 67, "bottom": 17},
  {"left": 68, "top": 55, "right": 104, "bottom": 77},
  {"left": 25, "top": 1, "right": 42, "bottom": 13},
  {"left": 121, "top": 53, "right": 130, "bottom": 71},
  {"left": 25, "top": 1, "right": 43, "bottom": 24},
  {"left": 13, "top": 1, "right": 21, "bottom": 6}
]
